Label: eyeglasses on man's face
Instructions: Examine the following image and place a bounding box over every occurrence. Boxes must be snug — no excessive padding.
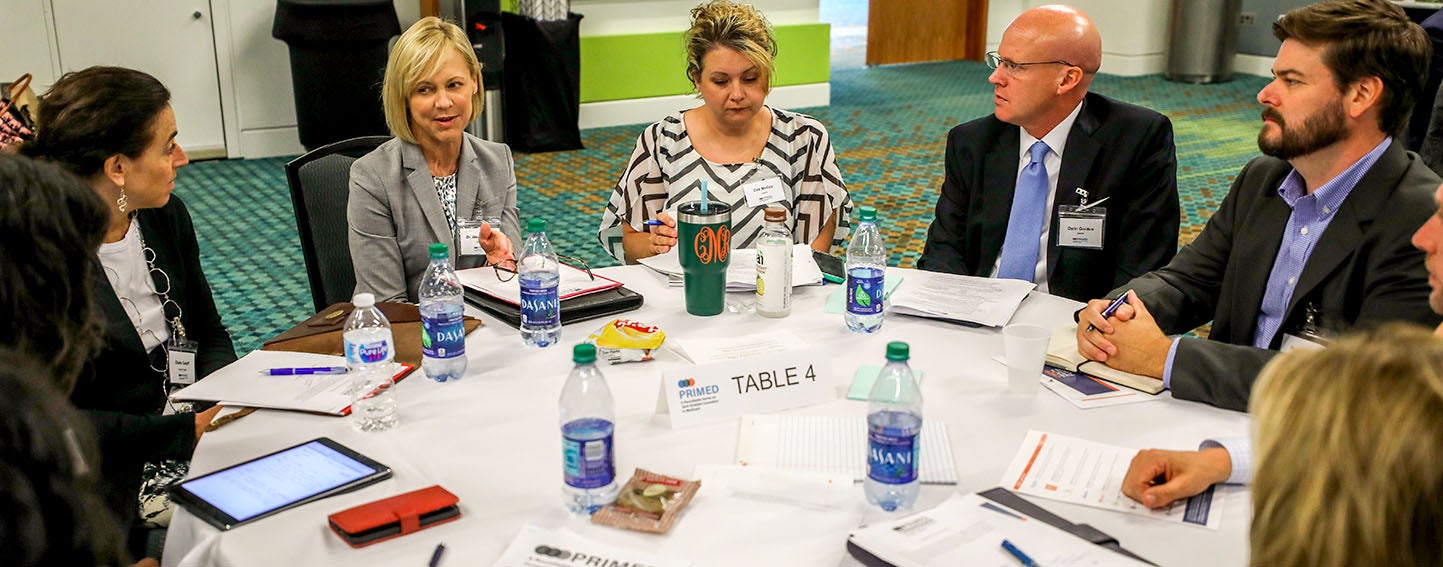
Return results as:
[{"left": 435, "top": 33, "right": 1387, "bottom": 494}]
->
[
  {"left": 490, "top": 254, "right": 595, "bottom": 283},
  {"left": 986, "top": 51, "right": 1074, "bottom": 75}
]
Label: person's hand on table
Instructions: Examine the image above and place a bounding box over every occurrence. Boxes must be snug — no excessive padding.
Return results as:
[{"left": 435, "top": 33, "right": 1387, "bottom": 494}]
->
[
  {"left": 194, "top": 405, "right": 223, "bottom": 440},
  {"left": 480, "top": 221, "right": 514, "bottom": 265},
  {"left": 1122, "top": 446, "right": 1232, "bottom": 509},
  {"left": 1076, "top": 290, "right": 1169, "bottom": 378},
  {"left": 648, "top": 212, "right": 678, "bottom": 256}
]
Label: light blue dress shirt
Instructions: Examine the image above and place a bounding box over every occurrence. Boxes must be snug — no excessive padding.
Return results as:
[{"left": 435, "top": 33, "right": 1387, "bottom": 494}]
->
[{"left": 1162, "top": 138, "right": 1392, "bottom": 388}]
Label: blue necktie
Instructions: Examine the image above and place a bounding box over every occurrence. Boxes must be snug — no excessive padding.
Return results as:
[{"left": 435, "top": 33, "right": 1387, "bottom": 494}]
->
[{"left": 998, "top": 141, "right": 1051, "bottom": 282}]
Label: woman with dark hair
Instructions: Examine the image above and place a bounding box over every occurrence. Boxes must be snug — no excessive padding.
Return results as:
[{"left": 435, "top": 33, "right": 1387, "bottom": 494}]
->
[
  {"left": 20, "top": 66, "right": 234, "bottom": 554},
  {"left": 0, "top": 152, "right": 134, "bottom": 565},
  {"left": 0, "top": 349, "right": 129, "bottom": 567}
]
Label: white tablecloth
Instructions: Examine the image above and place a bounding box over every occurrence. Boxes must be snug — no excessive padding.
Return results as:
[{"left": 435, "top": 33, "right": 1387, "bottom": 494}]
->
[{"left": 164, "top": 266, "right": 1250, "bottom": 567}]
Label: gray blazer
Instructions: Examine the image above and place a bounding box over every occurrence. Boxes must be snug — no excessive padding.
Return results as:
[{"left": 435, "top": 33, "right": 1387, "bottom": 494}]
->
[
  {"left": 1118, "top": 141, "right": 1440, "bottom": 412},
  {"left": 348, "top": 133, "right": 522, "bottom": 303}
]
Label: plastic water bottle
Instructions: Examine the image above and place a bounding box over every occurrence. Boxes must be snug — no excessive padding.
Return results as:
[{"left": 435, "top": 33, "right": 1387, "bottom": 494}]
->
[
  {"left": 865, "top": 341, "right": 922, "bottom": 511},
  {"left": 343, "top": 293, "right": 397, "bottom": 432},
  {"left": 559, "top": 343, "right": 618, "bottom": 514},
  {"left": 519, "top": 217, "right": 561, "bottom": 348},
  {"left": 419, "top": 242, "right": 468, "bottom": 382},
  {"left": 845, "top": 205, "right": 886, "bottom": 333},
  {"left": 755, "top": 206, "right": 793, "bottom": 318}
]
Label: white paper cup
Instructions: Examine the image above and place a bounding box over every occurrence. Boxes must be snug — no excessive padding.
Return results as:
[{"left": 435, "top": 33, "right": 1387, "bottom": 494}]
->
[{"left": 1003, "top": 324, "right": 1051, "bottom": 394}]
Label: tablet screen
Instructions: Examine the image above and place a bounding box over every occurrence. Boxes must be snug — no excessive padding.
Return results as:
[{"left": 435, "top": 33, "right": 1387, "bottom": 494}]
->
[{"left": 180, "top": 439, "right": 384, "bottom": 523}]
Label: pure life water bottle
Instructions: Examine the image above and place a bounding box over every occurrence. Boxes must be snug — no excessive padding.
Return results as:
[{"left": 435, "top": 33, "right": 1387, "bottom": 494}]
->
[
  {"left": 344, "top": 293, "right": 397, "bottom": 432},
  {"left": 419, "top": 242, "right": 467, "bottom": 381}
]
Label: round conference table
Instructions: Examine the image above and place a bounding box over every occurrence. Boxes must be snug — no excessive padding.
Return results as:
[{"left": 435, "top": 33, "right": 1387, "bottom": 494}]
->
[{"left": 163, "top": 266, "right": 1250, "bottom": 566}]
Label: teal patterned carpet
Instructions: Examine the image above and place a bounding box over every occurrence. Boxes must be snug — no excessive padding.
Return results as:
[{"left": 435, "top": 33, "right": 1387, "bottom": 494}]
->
[{"left": 175, "top": 60, "right": 1270, "bottom": 354}]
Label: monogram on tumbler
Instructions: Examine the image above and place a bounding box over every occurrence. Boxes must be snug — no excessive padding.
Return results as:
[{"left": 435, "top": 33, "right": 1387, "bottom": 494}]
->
[{"left": 676, "top": 200, "right": 733, "bottom": 316}]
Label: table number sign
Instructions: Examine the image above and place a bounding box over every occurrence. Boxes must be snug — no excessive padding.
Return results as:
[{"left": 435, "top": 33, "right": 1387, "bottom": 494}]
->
[{"left": 659, "top": 348, "right": 833, "bottom": 428}]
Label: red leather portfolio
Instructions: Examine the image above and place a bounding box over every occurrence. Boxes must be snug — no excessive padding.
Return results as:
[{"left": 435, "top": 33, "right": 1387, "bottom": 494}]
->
[{"left": 327, "top": 485, "right": 461, "bottom": 548}]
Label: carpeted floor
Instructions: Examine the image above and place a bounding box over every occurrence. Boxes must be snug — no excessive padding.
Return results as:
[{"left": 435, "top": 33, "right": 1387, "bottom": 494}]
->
[{"left": 175, "top": 59, "right": 1270, "bottom": 354}]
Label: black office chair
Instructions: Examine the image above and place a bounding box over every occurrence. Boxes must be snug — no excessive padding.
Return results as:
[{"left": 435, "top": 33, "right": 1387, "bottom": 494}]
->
[{"left": 284, "top": 135, "right": 391, "bottom": 312}]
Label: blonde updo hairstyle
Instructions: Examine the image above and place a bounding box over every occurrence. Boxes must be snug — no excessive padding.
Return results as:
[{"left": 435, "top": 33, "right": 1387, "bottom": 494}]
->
[
  {"left": 381, "top": 16, "right": 484, "bottom": 144},
  {"left": 1249, "top": 323, "right": 1443, "bottom": 567},
  {"left": 684, "top": 1, "right": 777, "bottom": 93}
]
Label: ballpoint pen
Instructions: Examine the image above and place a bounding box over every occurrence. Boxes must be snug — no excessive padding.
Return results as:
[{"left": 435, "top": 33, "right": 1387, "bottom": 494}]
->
[
  {"left": 644, "top": 219, "right": 666, "bottom": 227},
  {"left": 1084, "top": 290, "right": 1132, "bottom": 333},
  {"left": 1001, "top": 539, "right": 1039, "bottom": 567},
  {"left": 259, "top": 366, "right": 350, "bottom": 376},
  {"left": 429, "top": 542, "right": 446, "bottom": 567}
]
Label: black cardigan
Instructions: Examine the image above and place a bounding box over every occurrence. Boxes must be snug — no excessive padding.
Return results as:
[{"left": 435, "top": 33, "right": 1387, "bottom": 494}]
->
[{"left": 72, "top": 195, "right": 237, "bottom": 531}]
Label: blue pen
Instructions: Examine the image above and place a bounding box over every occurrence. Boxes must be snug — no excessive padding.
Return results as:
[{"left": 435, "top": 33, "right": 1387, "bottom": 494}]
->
[
  {"left": 259, "top": 366, "right": 349, "bottom": 376},
  {"left": 1085, "top": 289, "right": 1133, "bottom": 333},
  {"left": 1001, "top": 539, "right": 1039, "bottom": 567},
  {"left": 644, "top": 219, "right": 666, "bottom": 227}
]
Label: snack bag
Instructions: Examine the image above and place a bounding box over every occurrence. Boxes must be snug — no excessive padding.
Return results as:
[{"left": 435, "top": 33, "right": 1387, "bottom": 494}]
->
[
  {"left": 590, "top": 468, "right": 700, "bottom": 534},
  {"left": 586, "top": 319, "right": 665, "bottom": 364}
]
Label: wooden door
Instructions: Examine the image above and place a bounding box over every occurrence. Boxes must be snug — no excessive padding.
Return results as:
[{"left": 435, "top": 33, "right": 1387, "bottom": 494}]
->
[
  {"left": 867, "top": 0, "right": 988, "bottom": 66},
  {"left": 50, "top": 0, "right": 227, "bottom": 158}
]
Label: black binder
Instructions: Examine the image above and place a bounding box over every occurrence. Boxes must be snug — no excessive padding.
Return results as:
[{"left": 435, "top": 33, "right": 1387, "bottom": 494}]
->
[
  {"left": 463, "top": 286, "right": 644, "bottom": 329},
  {"left": 845, "top": 487, "right": 1156, "bottom": 566}
]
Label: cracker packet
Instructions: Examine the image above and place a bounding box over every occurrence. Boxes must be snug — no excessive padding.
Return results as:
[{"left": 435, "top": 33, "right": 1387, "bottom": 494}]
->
[
  {"left": 590, "top": 468, "right": 700, "bottom": 534},
  {"left": 585, "top": 318, "right": 666, "bottom": 364}
]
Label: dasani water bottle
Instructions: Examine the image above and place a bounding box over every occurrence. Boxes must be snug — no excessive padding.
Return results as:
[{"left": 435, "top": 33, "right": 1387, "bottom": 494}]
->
[
  {"left": 419, "top": 242, "right": 467, "bottom": 381},
  {"left": 519, "top": 218, "right": 562, "bottom": 347},
  {"left": 865, "top": 341, "right": 922, "bottom": 511},
  {"left": 845, "top": 206, "right": 886, "bottom": 333},
  {"left": 559, "top": 343, "right": 618, "bottom": 514}
]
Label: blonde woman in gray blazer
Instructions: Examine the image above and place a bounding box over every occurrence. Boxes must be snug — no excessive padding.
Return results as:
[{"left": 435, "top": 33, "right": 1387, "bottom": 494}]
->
[{"left": 348, "top": 17, "right": 521, "bottom": 303}]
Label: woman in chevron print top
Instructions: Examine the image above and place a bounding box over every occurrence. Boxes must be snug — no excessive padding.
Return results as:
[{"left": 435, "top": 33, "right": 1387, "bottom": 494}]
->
[{"left": 598, "top": 0, "right": 853, "bottom": 263}]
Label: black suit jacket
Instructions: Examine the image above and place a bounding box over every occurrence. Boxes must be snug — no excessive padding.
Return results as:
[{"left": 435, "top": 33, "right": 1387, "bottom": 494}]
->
[
  {"left": 72, "top": 195, "right": 236, "bottom": 530},
  {"left": 1123, "top": 140, "right": 1442, "bottom": 411},
  {"left": 917, "top": 92, "right": 1180, "bottom": 302}
]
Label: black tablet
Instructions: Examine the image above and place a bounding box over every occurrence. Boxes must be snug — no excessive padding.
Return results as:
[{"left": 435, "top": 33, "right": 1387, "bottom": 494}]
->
[{"left": 170, "top": 437, "right": 392, "bottom": 530}]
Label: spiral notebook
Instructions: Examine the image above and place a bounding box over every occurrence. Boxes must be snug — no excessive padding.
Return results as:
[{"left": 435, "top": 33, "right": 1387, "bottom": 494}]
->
[{"left": 734, "top": 414, "right": 958, "bottom": 484}]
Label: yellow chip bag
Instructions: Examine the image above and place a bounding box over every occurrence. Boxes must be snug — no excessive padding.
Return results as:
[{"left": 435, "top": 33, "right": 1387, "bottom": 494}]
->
[{"left": 586, "top": 319, "right": 665, "bottom": 364}]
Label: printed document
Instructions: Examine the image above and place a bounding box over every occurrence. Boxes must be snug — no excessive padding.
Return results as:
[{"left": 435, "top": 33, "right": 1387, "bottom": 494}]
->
[
  {"left": 492, "top": 524, "right": 692, "bottom": 567},
  {"left": 1000, "top": 430, "right": 1223, "bottom": 529},
  {"left": 170, "top": 350, "right": 407, "bottom": 416},
  {"left": 637, "top": 243, "right": 823, "bottom": 290},
  {"left": 847, "top": 493, "right": 1150, "bottom": 567},
  {"left": 456, "top": 262, "right": 621, "bottom": 304},
  {"left": 889, "top": 271, "right": 1034, "bottom": 327},
  {"left": 735, "top": 414, "right": 958, "bottom": 484}
]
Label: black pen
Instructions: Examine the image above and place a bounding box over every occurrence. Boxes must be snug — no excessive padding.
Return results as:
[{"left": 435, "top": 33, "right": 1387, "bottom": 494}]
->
[
  {"left": 429, "top": 542, "right": 446, "bottom": 567},
  {"left": 1085, "top": 290, "right": 1132, "bottom": 333}
]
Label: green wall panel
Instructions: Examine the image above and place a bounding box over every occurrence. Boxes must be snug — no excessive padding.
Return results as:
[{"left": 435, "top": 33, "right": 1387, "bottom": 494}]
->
[{"left": 579, "top": 23, "right": 831, "bottom": 103}]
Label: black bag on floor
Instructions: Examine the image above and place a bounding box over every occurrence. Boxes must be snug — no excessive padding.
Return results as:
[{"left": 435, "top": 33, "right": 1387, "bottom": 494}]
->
[{"left": 501, "top": 12, "right": 584, "bottom": 153}]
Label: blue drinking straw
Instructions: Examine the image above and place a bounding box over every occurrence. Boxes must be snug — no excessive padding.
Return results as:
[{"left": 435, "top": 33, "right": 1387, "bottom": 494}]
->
[{"left": 700, "top": 179, "right": 709, "bottom": 213}]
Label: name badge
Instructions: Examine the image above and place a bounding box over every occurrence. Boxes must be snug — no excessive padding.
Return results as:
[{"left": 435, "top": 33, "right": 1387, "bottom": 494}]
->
[
  {"left": 1056, "top": 205, "right": 1105, "bottom": 249},
  {"left": 168, "top": 338, "right": 199, "bottom": 387},
  {"left": 659, "top": 348, "right": 832, "bottom": 428},
  {"left": 457, "top": 218, "right": 485, "bottom": 256},
  {"left": 1280, "top": 333, "right": 1326, "bottom": 353},
  {"left": 742, "top": 177, "right": 788, "bottom": 209}
]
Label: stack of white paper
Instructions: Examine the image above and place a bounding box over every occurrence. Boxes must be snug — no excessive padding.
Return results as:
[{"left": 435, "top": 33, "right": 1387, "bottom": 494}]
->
[
  {"left": 847, "top": 493, "right": 1152, "bottom": 567},
  {"left": 735, "top": 414, "right": 958, "bottom": 484},
  {"left": 1000, "top": 430, "right": 1225, "bottom": 529},
  {"left": 889, "top": 270, "right": 1035, "bottom": 327},
  {"left": 637, "top": 243, "right": 824, "bottom": 290}
]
